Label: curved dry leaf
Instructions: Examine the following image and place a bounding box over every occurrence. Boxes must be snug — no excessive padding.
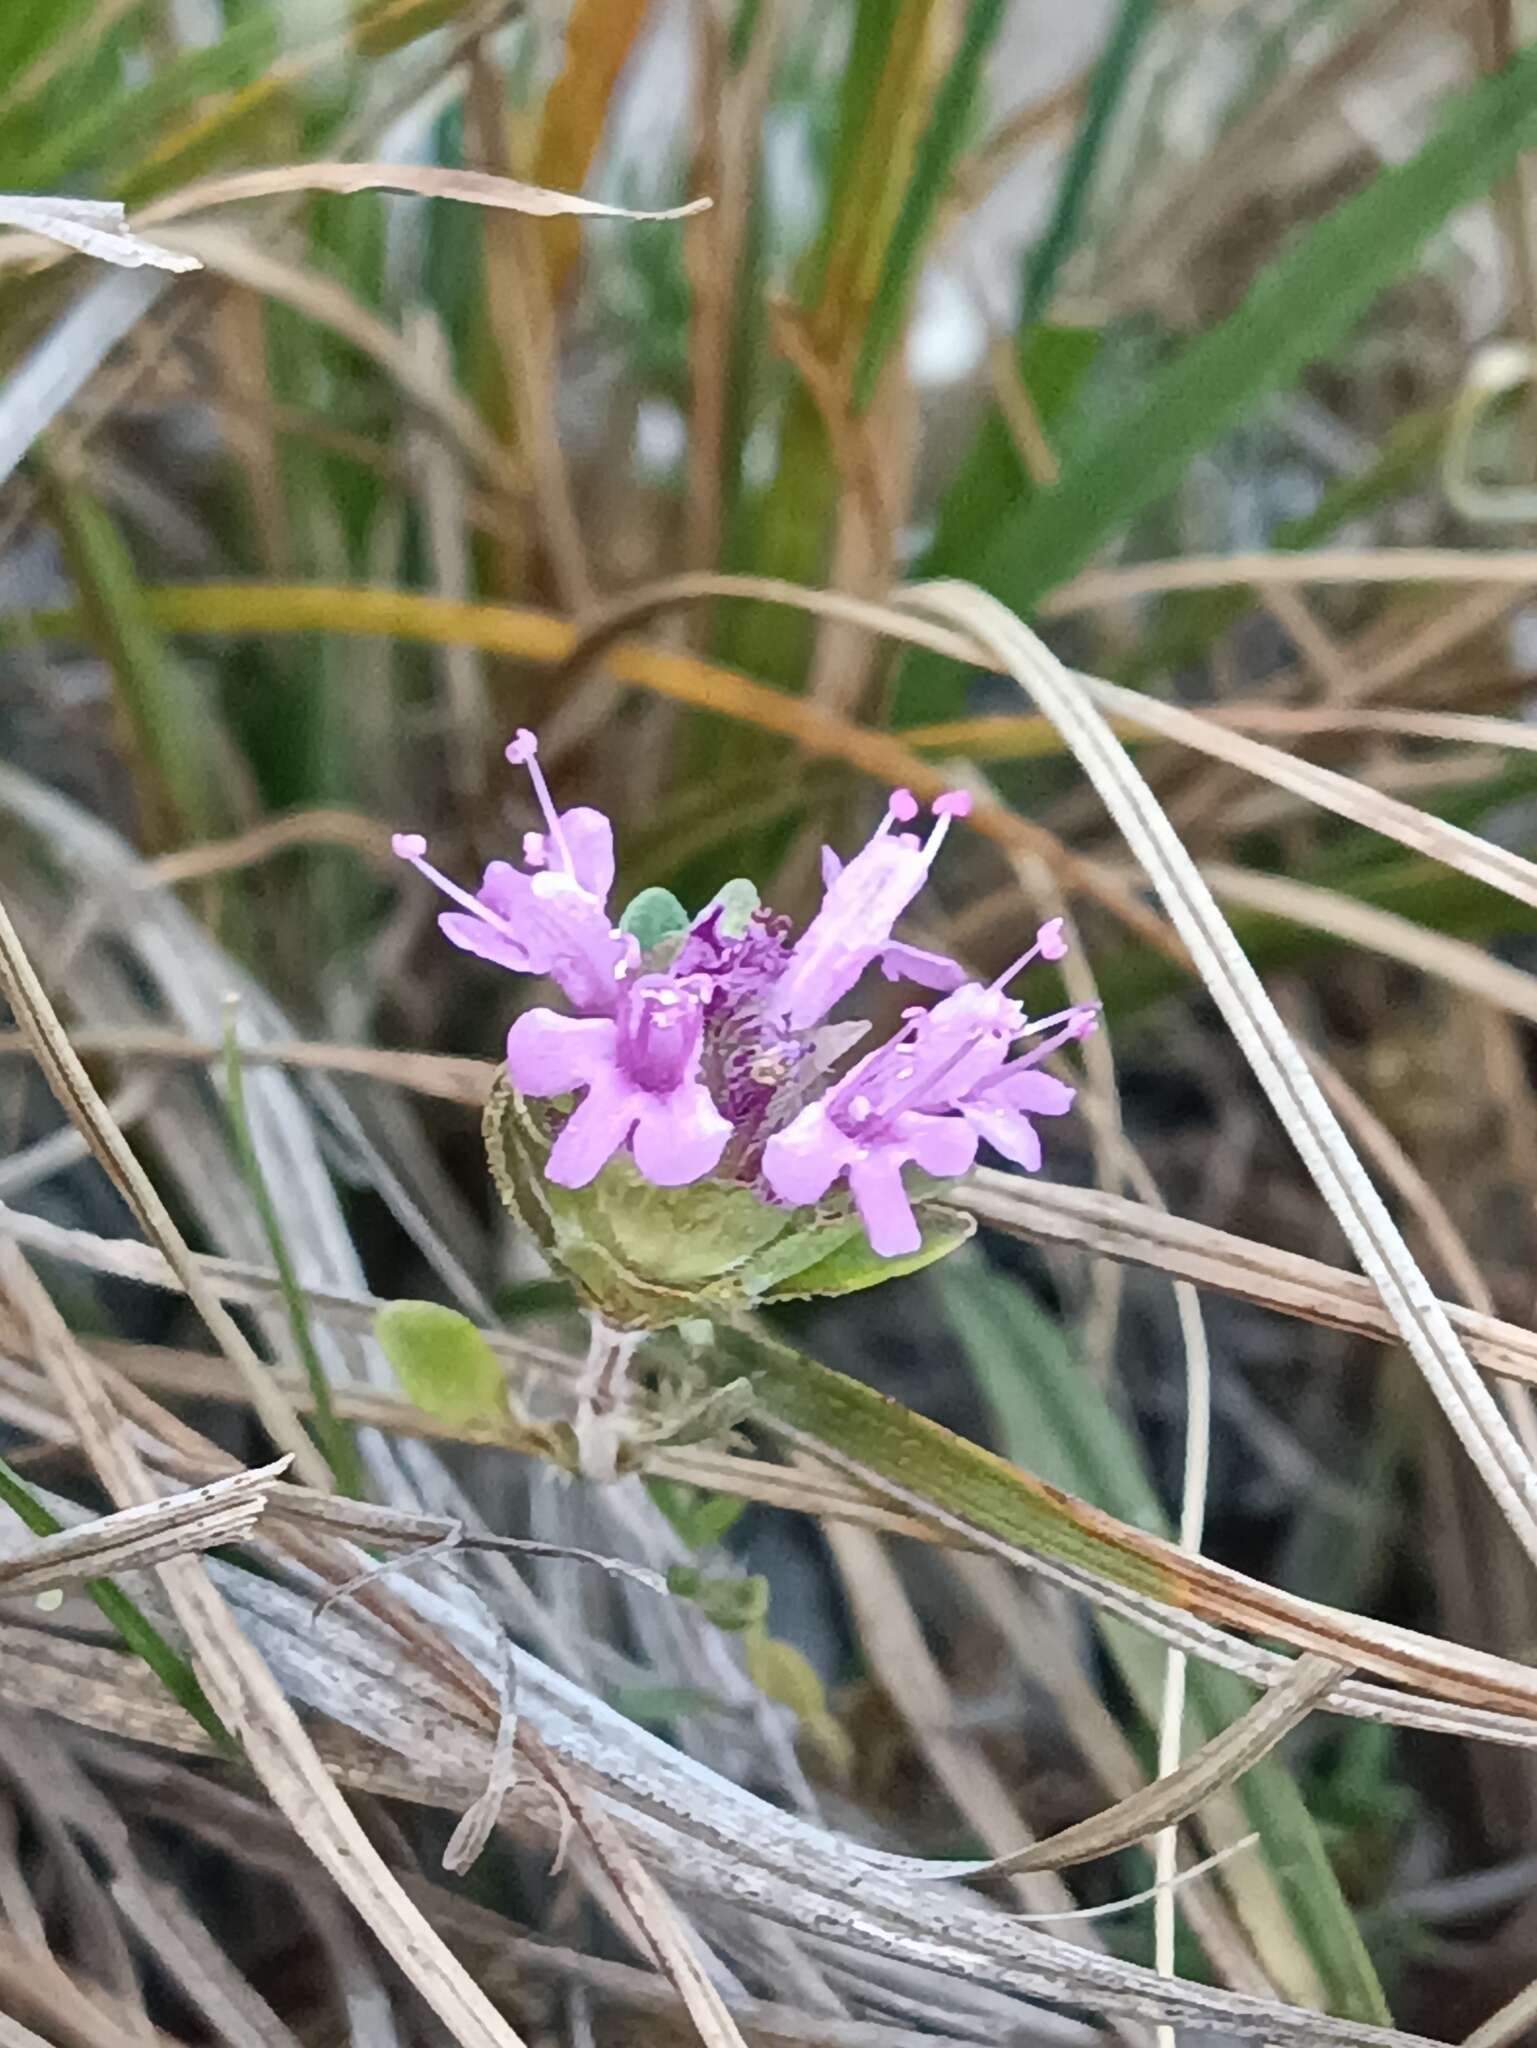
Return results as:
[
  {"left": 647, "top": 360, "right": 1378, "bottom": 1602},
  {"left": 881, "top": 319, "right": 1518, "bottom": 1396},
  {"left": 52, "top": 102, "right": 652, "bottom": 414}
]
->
[
  {"left": 892, "top": 1655, "right": 1343, "bottom": 1881},
  {"left": 0, "top": 196, "right": 199, "bottom": 273},
  {"left": 1038, "top": 546, "right": 1537, "bottom": 614},
  {"left": 133, "top": 162, "right": 710, "bottom": 229}
]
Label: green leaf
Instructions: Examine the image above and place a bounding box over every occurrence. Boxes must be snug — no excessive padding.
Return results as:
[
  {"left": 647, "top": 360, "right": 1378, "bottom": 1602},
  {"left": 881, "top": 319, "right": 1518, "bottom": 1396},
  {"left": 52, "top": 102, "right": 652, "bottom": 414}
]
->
[
  {"left": 1015, "top": 0, "right": 1157, "bottom": 330},
  {"left": 610, "top": 1684, "right": 727, "bottom": 1725},
  {"left": 666, "top": 1564, "right": 770, "bottom": 1632},
  {"left": 374, "top": 1301, "right": 509, "bottom": 1430},
  {"left": 704, "top": 877, "right": 760, "bottom": 937},
  {"left": 896, "top": 43, "right": 1537, "bottom": 720},
  {"left": 43, "top": 469, "right": 251, "bottom": 847},
  {"left": 852, "top": 0, "right": 1009, "bottom": 408},
  {"left": 619, "top": 885, "right": 690, "bottom": 952},
  {"left": 921, "top": 323, "right": 1100, "bottom": 580},
  {"left": 647, "top": 1478, "right": 748, "bottom": 1550},
  {"left": 759, "top": 1201, "right": 974, "bottom": 1300},
  {"left": 744, "top": 1625, "right": 852, "bottom": 1772}
]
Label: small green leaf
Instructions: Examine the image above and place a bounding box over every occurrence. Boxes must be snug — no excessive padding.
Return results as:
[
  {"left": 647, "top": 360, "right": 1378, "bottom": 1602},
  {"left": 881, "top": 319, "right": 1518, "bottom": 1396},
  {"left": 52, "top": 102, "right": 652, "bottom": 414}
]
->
[
  {"left": 744, "top": 1626, "right": 851, "bottom": 1773},
  {"left": 651, "top": 1378, "right": 756, "bottom": 1450},
  {"left": 610, "top": 1684, "right": 726, "bottom": 1726},
  {"left": 619, "top": 886, "right": 689, "bottom": 953},
  {"left": 705, "top": 877, "right": 760, "bottom": 937},
  {"left": 666, "top": 1564, "right": 769, "bottom": 1632},
  {"left": 648, "top": 1479, "right": 748, "bottom": 1550},
  {"left": 760, "top": 1202, "right": 975, "bottom": 1300},
  {"left": 374, "top": 1301, "right": 508, "bottom": 1429}
]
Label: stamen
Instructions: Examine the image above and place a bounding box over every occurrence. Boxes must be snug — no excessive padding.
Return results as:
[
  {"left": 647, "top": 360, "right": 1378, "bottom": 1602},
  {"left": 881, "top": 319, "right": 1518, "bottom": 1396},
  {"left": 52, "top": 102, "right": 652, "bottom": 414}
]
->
[
  {"left": 504, "top": 728, "right": 575, "bottom": 877},
  {"left": 392, "top": 834, "right": 520, "bottom": 937},
  {"left": 523, "top": 830, "right": 549, "bottom": 869},
  {"left": 982, "top": 1006, "right": 1098, "bottom": 1083},
  {"left": 989, "top": 919, "right": 1070, "bottom": 992},
  {"left": 922, "top": 789, "right": 971, "bottom": 864},
  {"left": 873, "top": 787, "right": 919, "bottom": 840}
]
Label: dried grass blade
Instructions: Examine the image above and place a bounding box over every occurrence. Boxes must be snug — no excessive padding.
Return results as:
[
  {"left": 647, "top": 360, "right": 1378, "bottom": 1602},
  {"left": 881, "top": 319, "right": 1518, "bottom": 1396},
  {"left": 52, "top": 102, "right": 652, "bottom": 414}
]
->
[
  {"left": 141, "top": 230, "right": 518, "bottom": 498},
  {"left": 0, "top": 1460, "right": 286, "bottom": 1596},
  {"left": 0, "top": 1244, "right": 531, "bottom": 2048},
  {"left": 518, "top": 1732, "right": 752, "bottom": 2048},
  {"left": 0, "top": 893, "right": 330, "bottom": 1488},
  {"left": 1080, "top": 670, "right": 1537, "bottom": 917},
  {"left": 133, "top": 162, "right": 711, "bottom": 228},
  {"left": 1198, "top": 863, "right": 1537, "bottom": 1026},
  {"left": 896, "top": 580, "right": 1537, "bottom": 1571},
  {"left": 0, "top": 196, "right": 199, "bottom": 272},
  {"left": 956, "top": 1169, "right": 1537, "bottom": 1388},
  {"left": 910, "top": 1655, "right": 1343, "bottom": 1880}
]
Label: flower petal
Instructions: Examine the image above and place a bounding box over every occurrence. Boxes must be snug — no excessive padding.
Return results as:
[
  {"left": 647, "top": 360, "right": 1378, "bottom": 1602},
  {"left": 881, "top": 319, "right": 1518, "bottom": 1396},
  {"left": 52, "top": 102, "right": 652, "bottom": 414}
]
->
[
  {"left": 476, "top": 859, "right": 534, "bottom": 922},
  {"left": 505, "top": 1011, "right": 617, "bottom": 1097},
  {"left": 847, "top": 1151, "right": 921, "bottom": 1257},
  {"left": 438, "top": 911, "right": 531, "bottom": 973},
  {"left": 772, "top": 840, "right": 930, "bottom": 1030},
  {"left": 878, "top": 941, "right": 967, "bottom": 993},
  {"left": 556, "top": 806, "right": 615, "bottom": 899},
  {"left": 546, "top": 1074, "right": 642, "bottom": 1187},
  {"left": 961, "top": 1102, "right": 1043, "bottom": 1172},
  {"left": 983, "top": 1067, "right": 1076, "bottom": 1116},
  {"left": 458, "top": 862, "right": 628, "bottom": 1013},
  {"left": 762, "top": 1103, "right": 859, "bottom": 1209},
  {"left": 631, "top": 1081, "right": 731, "bottom": 1187},
  {"left": 894, "top": 1111, "right": 978, "bottom": 1182}
]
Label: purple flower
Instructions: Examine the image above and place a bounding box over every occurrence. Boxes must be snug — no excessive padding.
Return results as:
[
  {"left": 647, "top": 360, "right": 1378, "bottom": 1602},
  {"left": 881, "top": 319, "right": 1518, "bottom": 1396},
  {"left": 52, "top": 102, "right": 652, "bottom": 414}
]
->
[
  {"left": 392, "top": 730, "right": 632, "bottom": 1016},
  {"left": 397, "top": 734, "right": 1092, "bottom": 1253},
  {"left": 761, "top": 925, "right": 1092, "bottom": 1255},
  {"left": 767, "top": 789, "right": 971, "bottom": 1030},
  {"left": 505, "top": 974, "right": 730, "bottom": 1188}
]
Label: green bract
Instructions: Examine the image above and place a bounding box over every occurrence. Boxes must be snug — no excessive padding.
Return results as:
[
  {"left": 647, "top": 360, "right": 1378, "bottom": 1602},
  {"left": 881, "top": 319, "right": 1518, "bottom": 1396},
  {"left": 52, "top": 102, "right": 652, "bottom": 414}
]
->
[{"left": 483, "top": 1076, "right": 974, "bottom": 1331}]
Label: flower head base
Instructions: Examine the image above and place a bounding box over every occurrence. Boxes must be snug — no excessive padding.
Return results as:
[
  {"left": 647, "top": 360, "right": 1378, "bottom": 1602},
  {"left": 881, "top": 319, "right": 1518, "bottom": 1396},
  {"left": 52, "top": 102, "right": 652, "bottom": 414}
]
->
[{"left": 400, "top": 736, "right": 1091, "bottom": 1283}]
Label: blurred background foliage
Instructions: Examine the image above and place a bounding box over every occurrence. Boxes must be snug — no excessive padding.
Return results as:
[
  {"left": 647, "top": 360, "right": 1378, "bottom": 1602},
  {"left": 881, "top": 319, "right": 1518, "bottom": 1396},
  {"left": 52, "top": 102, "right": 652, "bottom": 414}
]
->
[{"left": 5, "top": 1, "right": 1537, "bottom": 2042}]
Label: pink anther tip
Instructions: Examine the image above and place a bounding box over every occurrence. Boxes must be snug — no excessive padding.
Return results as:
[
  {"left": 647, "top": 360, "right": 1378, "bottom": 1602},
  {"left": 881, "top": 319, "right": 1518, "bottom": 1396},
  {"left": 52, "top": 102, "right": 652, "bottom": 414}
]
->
[
  {"left": 932, "top": 790, "right": 972, "bottom": 820},
  {"left": 505, "top": 728, "right": 539, "bottom": 765},
  {"left": 887, "top": 787, "right": 919, "bottom": 822},
  {"left": 391, "top": 832, "right": 427, "bottom": 860}
]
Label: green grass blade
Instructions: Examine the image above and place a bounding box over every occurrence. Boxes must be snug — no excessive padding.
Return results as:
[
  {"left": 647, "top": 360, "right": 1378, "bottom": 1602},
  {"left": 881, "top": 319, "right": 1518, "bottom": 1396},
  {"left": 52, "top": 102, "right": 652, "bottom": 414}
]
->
[
  {"left": 852, "top": 0, "right": 1009, "bottom": 409},
  {"left": 1016, "top": 0, "right": 1158, "bottom": 329},
  {"left": 896, "top": 43, "right": 1537, "bottom": 721},
  {"left": 922, "top": 323, "right": 1099, "bottom": 576},
  {"left": 42, "top": 469, "right": 251, "bottom": 848}
]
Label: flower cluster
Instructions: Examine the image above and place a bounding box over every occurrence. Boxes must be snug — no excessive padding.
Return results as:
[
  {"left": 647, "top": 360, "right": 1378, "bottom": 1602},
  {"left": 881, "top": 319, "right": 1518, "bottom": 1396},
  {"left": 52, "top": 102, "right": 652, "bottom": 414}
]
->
[{"left": 394, "top": 733, "right": 1093, "bottom": 1258}]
